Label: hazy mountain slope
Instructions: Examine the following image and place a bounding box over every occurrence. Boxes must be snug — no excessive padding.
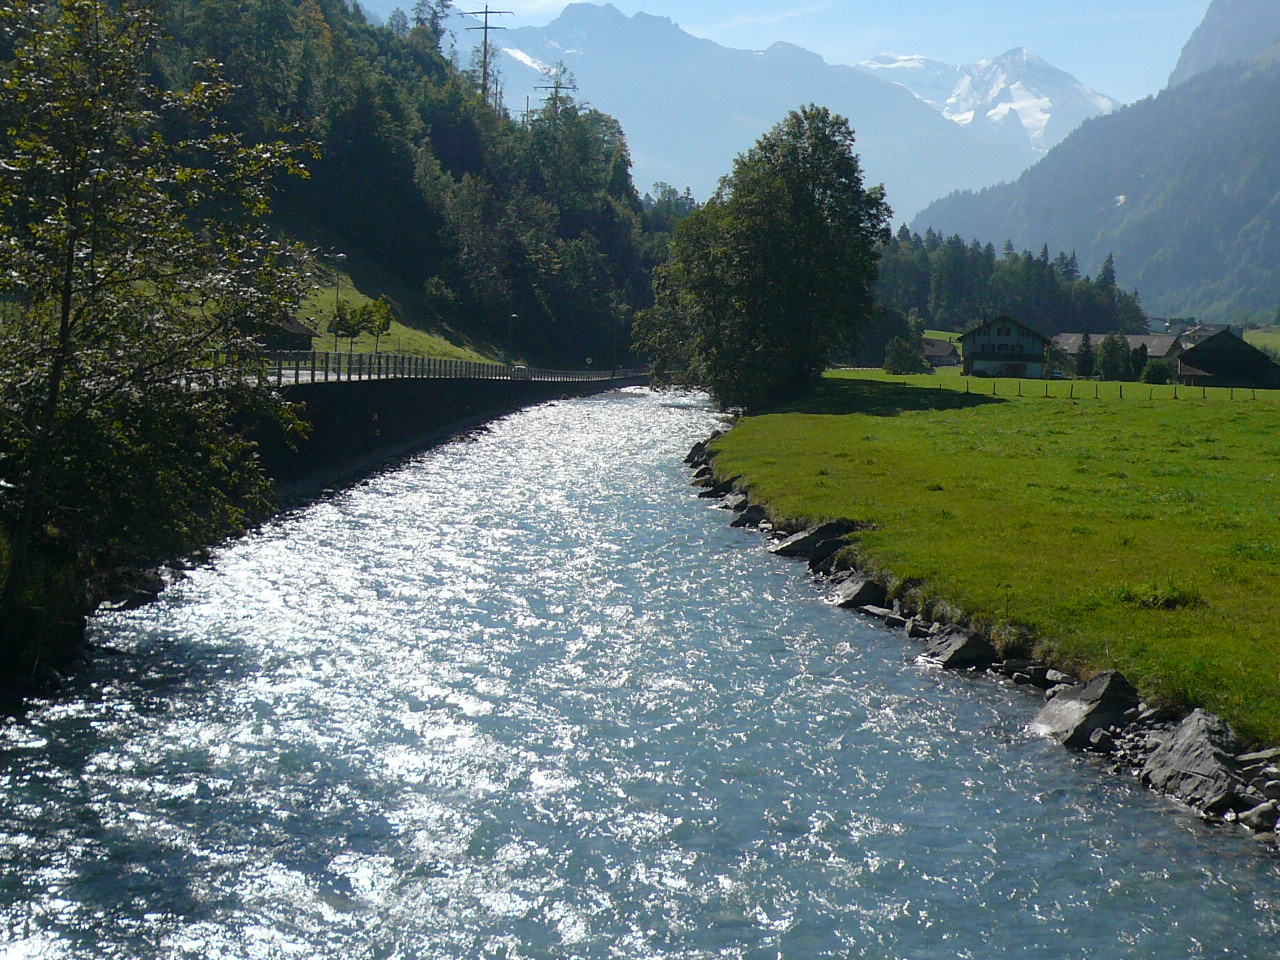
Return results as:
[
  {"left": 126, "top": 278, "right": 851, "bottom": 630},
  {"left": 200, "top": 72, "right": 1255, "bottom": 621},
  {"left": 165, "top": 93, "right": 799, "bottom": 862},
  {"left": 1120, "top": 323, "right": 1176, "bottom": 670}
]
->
[
  {"left": 912, "top": 61, "right": 1280, "bottom": 322},
  {"left": 1168, "top": 0, "right": 1280, "bottom": 88},
  {"left": 483, "top": 4, "right": 1034, "bottom": 218},
  {"left": 860, "top": 48, "right": 1118, "bottom": 153}
]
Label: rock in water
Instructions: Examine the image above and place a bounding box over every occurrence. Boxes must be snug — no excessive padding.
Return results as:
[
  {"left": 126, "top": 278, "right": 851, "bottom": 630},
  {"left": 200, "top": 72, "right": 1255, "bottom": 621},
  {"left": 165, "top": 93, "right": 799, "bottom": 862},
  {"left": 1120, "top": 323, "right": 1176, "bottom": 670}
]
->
[
  {"left": 920, "top": 627, "right": 998, "bottom": 669},
  {"left": 828, "top": 578, "right": 887, "bottom": 609},
  {"left": 730, "top": 504, "right": 768, "bottom": 528},
  {"left": 1030, "top": 671, "right": 1139, "bottom": 750},
  {"left": 769, "top": 520, "right": 859, "bottom": 558},
  {"left": 1141, "top": 709, "right": 1245, "bottom": 815}
]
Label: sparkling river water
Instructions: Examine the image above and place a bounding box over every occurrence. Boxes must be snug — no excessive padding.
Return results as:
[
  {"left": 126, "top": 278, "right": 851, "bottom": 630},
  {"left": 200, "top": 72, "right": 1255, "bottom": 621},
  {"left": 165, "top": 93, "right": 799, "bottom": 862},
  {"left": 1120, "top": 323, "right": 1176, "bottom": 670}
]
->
[{"left": 3, "top": 388, "right": 1280, "bottom": 959}]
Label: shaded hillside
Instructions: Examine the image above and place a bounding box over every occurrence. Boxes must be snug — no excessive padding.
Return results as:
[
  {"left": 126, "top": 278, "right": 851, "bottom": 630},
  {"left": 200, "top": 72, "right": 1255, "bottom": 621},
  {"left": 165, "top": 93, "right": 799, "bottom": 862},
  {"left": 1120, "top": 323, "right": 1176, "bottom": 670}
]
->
[
  {"left": 151, "top": 0, "right": 676, "bottom": 367},
  {"left": 912, "top": 60, "right": 1280, "bottom": 323}
]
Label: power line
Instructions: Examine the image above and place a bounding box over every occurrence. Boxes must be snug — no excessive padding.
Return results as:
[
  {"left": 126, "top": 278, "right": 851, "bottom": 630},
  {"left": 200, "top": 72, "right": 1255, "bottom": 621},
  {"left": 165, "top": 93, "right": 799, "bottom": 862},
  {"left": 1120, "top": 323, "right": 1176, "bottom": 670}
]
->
[{"left": 463, "top": 6, "right": 512, "bottom": 107}]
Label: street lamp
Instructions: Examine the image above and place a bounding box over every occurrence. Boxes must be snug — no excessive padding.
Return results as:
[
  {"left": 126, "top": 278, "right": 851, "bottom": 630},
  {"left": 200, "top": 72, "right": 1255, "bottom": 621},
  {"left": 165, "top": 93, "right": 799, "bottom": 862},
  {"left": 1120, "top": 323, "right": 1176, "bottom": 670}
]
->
[
  {"left": 332, "top": 252, "right": 346, "bottom": 352},
  {"left": 508, "top": 313, "right": 517, "bottom": 364}
]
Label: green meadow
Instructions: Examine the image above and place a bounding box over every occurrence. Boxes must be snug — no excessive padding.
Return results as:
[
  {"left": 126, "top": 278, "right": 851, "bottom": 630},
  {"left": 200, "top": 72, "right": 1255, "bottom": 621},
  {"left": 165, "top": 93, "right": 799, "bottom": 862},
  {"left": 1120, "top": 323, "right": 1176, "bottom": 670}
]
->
[{"left": 711, "top": 370, "right": 1280, "bottom": 744}]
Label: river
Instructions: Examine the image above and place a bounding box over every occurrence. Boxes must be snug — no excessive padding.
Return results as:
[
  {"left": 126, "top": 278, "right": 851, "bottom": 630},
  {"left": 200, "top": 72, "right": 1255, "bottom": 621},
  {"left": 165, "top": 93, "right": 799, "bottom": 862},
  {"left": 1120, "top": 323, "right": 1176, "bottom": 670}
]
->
[{"left": 2, "top": 388, "right": 1278, "bottom": 959}]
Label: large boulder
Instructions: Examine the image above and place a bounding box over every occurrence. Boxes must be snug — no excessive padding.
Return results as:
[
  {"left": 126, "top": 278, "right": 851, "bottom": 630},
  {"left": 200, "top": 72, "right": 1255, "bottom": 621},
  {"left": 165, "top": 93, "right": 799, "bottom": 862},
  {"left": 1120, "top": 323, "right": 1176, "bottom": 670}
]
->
[
  {"left": 1141, "top": 709, "right": 1246, "bottom": 815},
  {"left": 730, "top": 504, "right": 768, "bottom": 528},
  {"left": 921, "top": 627, "right": 998, "bottom": 669},
  {"left": 828, "top": 577, "right": 887, "bottom": 609},
  {"left": 769, "top": 520, "right": 859, "bottom": 558},
  {"left": 1030, "top": 671, "right": 1140, "bottom": 751}
]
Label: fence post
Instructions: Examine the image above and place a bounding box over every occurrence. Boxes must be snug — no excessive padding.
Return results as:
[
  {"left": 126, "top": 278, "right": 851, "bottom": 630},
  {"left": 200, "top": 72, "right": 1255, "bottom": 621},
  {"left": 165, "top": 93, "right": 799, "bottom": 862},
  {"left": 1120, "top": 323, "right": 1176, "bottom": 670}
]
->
[
  {"left": 1119, "top": 383, "right": 1123, "bottom": 400},
  {"left": 1094, "top": 382, "right": 1099, "bottom": 400}
]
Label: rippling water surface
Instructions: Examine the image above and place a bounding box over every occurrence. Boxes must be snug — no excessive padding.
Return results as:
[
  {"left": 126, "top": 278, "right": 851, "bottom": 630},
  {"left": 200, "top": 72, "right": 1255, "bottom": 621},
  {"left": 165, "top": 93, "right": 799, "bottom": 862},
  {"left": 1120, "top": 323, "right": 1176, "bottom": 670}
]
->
[{"left": 3, "top": 388, "right": 1280, "bottom": 959}]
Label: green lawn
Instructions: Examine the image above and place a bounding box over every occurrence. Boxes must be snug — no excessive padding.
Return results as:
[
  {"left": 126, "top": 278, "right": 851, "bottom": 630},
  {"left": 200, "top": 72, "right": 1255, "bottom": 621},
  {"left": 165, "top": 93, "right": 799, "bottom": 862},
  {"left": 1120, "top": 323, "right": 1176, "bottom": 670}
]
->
[
  {"left": 711, "top": 370, "right": 1280, "bottom": 744},
  {"left": 295, "top": 260, "right": 494, "bottom": 362}
]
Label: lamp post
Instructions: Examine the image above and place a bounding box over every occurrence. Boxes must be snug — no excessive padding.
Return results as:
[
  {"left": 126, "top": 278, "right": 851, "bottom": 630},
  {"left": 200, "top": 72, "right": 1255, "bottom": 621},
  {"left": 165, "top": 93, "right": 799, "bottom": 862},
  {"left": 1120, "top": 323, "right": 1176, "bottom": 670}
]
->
[
  {"left": 508, "top": 313, "right": 517, "bottom": 364},
  {"left": 332, "top": 252, "right": 346, "bottom": 352}
]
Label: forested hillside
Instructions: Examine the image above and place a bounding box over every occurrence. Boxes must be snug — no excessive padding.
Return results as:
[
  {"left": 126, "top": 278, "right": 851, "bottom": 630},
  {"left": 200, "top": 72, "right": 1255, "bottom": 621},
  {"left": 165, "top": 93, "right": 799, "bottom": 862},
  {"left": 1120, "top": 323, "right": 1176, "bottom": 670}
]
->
[
  {"left": 877, "top": 228, "right": 1145, "bottom": 336},
  {"left": 911, "top": 58, "right": 1280, "bottom": 324},
  {"left": 156, "top": 0, "right": 675, "bottom": 366}
]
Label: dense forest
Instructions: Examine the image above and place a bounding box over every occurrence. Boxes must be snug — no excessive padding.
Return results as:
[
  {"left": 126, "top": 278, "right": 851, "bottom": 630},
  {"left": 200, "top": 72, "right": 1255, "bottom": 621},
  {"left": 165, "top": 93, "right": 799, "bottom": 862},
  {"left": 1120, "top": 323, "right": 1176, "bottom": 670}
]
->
[
  {"left": 153, "top": 0, "right": 688, "bottom": 366},
  {"left": 876, "top": 226, "right": 1147, "bottom": 336}
]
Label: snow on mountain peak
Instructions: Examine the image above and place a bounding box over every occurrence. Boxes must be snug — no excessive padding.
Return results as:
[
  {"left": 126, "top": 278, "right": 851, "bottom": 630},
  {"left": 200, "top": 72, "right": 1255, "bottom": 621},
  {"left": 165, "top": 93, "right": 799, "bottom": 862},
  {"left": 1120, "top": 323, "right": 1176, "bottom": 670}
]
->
[{"left": 859, "top": 47, "right": 1118, "bottom": 151}]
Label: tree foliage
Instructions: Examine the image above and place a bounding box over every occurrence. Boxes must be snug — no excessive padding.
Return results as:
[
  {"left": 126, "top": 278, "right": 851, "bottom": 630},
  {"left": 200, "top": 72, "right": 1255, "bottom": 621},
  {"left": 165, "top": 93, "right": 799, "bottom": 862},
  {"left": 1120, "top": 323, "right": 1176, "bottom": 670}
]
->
[
  {"left": 146, "top": 2, "right": 672, "bottom": 368},
  {"left": 636, "top": 105, "right": 890, "bottom": 409},
  {"left": 0, "top": 0, "right": 311, "bottom": 674},
  {"left": 878, "top": 228, "right": 1146, "bottom": 336}
]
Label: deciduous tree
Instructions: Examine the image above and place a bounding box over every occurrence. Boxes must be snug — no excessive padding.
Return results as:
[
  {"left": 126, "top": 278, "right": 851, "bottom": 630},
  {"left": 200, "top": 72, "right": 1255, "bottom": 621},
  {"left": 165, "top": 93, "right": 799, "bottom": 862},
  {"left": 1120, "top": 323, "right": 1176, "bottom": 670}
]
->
[
  {"left": 638, "top": 104, "right": 890, "bottom": 409},
  {"left": 0, "top": 0, "right": 311, "bottom": 678}
]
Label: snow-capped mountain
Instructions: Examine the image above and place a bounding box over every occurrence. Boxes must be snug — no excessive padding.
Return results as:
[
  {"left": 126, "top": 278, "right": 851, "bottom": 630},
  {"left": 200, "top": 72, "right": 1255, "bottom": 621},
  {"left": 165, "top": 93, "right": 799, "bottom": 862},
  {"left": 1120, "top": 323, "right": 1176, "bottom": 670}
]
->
[{"left": 859, "top": 49, "right": 1120, "bottom": 153}]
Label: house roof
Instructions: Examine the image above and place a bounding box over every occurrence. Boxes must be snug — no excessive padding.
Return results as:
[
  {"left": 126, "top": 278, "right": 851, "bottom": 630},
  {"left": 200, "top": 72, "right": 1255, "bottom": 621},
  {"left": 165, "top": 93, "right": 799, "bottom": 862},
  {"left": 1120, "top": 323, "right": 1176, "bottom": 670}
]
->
[
  {"left": 275, "top": 316, "right": 319, "bottom": 338},
  {"left": 1051, "top": 333, "right": 1181, "bottom": 358},
  {"left": 922, "top": 337, "right": 959, "bottom": 358},
  {"left": 958, "top": 317, "right": 1049, "bottom": 344},
  {"left": 1176, "top": 330, "right": 1280, "bottom": 386}
]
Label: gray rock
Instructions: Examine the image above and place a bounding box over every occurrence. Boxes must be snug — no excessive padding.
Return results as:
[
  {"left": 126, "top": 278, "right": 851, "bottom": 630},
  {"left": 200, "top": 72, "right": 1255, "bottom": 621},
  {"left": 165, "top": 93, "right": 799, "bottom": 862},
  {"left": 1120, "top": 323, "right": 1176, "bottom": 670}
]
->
[
  {"left": 1261, "top": 780, "right": 1280, "bottom": 802},
  {"left": 1030, "top": 671, "right": 1140, "bottom": 751},
  {"left": 769, "top": 520, "right": 860, "bottom": 558},
  {"left": 718, "top": 492, "right": 749, "bottom": 512},
  {"left": 921, "top": 627, "right": 999, "bottom": 670},
  {"left": 1089, "top": 727, "right": 1116, "bottom": 753},
  {"left": 1141, "top": 709, "right": 1246, "bottom": 815},
  {"left": 691, "top": 465, "right": 714, "bottom": 486},
  {"left": 730, "top": 504, "right": 768, "bottom": 528},
  {"left": 1238, "top": 747, "right": 1280, "bottom": 767},
  {"left": 884, "top": 612, "right": 909, "bottom": 630},
  {"left": 829, "top": 578, "right": 887, "bottom": 610},
  {"left": 907, "top": 619, "right": 933, "bottom": 639},
  {"left": 1044, "top": 669, "right": 1077, "bottom": 686},
  {"left": 807, "top": 538, "right": 848, "bottom": 573},
  {"left": 1240, "top": 801, "right": 1280, "bottom": 832},
  {"left": 859, "top": 604, "right": 893, "bottom": 619}
]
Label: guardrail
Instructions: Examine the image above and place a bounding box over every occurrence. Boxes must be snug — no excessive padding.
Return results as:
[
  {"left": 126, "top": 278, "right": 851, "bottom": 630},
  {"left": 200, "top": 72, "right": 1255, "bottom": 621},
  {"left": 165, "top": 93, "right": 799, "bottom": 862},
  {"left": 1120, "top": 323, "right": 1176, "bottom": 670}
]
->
[{"left": 258, "top": 351, "right": 650, "bottom": 387}]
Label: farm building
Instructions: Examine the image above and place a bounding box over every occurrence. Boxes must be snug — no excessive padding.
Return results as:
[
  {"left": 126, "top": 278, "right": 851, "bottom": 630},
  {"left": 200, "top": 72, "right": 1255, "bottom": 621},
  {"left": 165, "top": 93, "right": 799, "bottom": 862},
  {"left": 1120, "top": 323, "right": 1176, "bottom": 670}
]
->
[
  {"left": 959, "top": 317, "right": 1049, "bottom": 378},
  {"left": 922, "top": 337, "right": 960, "bottom": 367},
  {"left": 1052, "top": 333, "right": 1183, "bottom": 362},
  {"left": 1176, "top": 330, "right": 1280, "bottom": 389}
]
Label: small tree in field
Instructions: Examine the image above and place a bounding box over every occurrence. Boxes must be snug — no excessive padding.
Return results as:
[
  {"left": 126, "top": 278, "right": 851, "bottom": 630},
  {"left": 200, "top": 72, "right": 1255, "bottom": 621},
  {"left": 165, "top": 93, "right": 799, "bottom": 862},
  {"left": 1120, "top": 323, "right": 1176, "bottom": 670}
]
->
[
  {"left": 637, "top": 104, "right": 891, "bottom": 410},
  {"left": 0, "top": 0, "right": 311, "bottom": 678}
]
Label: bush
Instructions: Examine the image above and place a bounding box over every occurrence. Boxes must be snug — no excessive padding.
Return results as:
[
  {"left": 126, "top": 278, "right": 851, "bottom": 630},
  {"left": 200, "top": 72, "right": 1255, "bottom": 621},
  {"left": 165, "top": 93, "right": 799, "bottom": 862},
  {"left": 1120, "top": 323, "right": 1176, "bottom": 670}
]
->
[{"left": 1141, "top": 358, "right": 1171, "bottom": 384}]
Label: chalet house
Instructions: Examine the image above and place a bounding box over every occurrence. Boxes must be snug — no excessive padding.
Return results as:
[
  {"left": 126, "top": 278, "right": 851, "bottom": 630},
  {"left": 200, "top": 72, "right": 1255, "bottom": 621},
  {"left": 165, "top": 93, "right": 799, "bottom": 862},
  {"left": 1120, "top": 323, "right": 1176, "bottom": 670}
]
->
[
  {"left": 1176, "top": 329, "right": 1280, "bottom": 389},
  {"left": 256, "top": 317, "right": 318, "bottom": 352},
  {"left": 959, "top": 317, "right": 1049, "bottom": 378},
  {"left": 1052, "top": 333, "right": 1183, "bottom": 363},
  {"left": 922, "top": 337, "right": 960, "bottom": 367}
]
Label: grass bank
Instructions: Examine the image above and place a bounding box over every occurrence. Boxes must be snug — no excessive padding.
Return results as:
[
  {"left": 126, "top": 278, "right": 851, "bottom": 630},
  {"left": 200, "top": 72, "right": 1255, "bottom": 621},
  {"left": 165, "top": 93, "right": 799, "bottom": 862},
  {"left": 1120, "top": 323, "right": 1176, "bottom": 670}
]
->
[{"left": 711, "top": 370, "right": 1280, "bottom": 744}]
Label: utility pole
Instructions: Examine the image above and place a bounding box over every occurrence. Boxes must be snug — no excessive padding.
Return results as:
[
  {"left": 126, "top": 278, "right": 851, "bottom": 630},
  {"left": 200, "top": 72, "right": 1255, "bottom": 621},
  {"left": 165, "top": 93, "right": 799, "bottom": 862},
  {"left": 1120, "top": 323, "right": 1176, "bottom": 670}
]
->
[
  {"left": 463, "top": 6, "right": 512, "bottom": 108},
  {"left": 535, "top": 71, "right": 578, "bottom": 112}
]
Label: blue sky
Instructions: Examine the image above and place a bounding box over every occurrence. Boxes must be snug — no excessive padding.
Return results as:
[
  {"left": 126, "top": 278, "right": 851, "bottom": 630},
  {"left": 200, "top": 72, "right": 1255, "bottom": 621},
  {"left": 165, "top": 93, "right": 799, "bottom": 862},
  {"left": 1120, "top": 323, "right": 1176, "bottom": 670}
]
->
[{"left": 459, "top": 0, "right": 1211, "bottom": 103}]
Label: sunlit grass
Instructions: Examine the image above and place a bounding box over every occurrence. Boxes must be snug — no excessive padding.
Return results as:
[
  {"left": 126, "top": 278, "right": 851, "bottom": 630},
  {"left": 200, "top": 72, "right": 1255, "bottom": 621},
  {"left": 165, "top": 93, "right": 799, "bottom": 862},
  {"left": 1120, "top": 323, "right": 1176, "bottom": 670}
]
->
[{"left": 712, "top": 370, "right": 1280, "bottom": 743}]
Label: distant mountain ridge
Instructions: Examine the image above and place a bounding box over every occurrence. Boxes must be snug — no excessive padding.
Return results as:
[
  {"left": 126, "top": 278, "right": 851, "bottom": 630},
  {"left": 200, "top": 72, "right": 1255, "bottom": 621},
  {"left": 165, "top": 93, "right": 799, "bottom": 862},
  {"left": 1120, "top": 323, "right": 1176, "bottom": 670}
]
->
[
  {"left": 858, "top": 49, "right": 1119, "bottom": 152},
  {"left": 1168, "top": 0, "right": 1280, "bottom": 88}
]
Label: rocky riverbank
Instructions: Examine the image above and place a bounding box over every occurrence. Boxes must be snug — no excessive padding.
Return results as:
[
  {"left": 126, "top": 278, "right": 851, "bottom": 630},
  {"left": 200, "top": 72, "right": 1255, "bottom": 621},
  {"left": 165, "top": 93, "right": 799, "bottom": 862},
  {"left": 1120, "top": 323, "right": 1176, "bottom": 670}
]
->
[{"left": 687, "top": 433, "right": 1280, "bottom": 847}]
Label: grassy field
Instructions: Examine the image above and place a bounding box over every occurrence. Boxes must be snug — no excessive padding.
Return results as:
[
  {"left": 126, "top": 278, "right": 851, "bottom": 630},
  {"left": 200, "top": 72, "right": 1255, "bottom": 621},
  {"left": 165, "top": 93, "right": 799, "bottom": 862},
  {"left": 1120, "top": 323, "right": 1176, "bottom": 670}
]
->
[
  {"left": 297, "top": 262, "right": 493, "bottom": 362},
  {"left": 711, "top": 370, "right": 1280, "bottom": 744},
  {"left": 1245, "top": 325, "right": 1280, "bottom": 355}
]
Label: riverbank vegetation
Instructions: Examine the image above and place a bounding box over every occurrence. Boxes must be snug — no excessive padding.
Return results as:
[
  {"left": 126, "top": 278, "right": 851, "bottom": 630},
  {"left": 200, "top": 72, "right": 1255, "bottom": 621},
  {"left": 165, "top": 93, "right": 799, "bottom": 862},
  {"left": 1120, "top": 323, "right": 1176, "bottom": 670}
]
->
[
  {"left": 710, "top": 370, "right": 1280, "bottom": 744},
  {"left": 633, "top": 106, "right": 890, "bottom": 409},
  {"left": 0, "top": 0, "right": 314, "bottom": 685}
]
